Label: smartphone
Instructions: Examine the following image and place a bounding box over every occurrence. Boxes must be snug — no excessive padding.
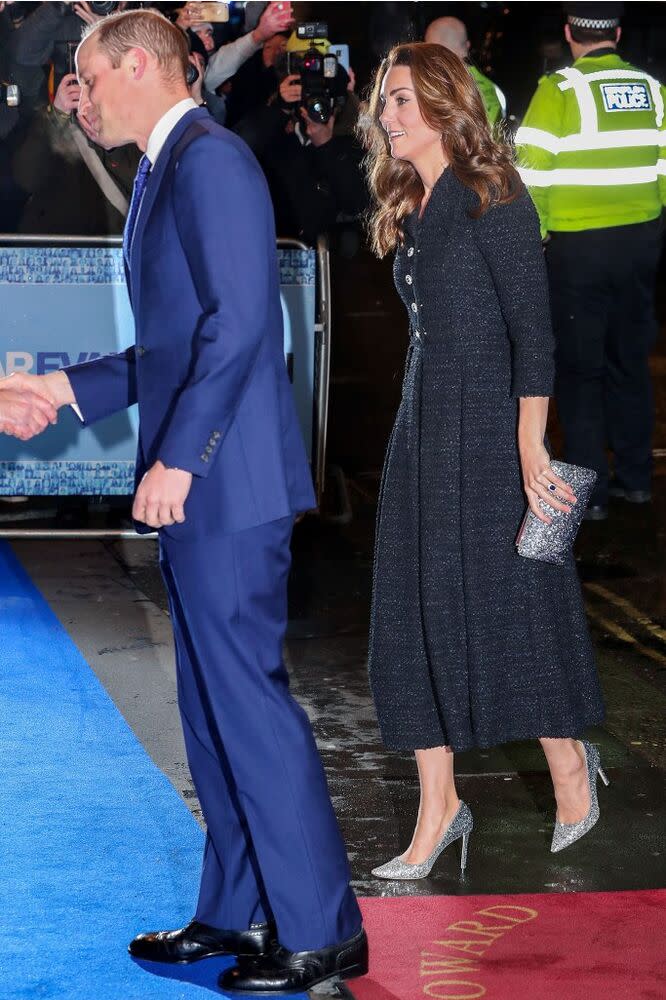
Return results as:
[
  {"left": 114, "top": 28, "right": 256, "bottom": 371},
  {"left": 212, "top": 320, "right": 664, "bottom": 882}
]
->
[
  {"left": 328, "top": 44, "right": 350, "bottom": 74},
  {"left": 187, "top": 2, "right": 229, "bottom": 23}
]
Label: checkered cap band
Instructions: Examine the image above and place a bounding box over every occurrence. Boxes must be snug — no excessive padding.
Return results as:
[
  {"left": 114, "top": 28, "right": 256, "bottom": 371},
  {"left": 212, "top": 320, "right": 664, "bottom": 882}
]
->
[{"left": 568, "top": 15, "right": 620, "bottom": 27}]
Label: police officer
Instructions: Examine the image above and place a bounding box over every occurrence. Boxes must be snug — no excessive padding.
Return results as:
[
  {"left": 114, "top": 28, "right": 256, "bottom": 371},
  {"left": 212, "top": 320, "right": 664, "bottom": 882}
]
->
[
  {"left": 425, "top": 16, "right": 506, "bottom": 126},
  {"left": 516, "top": 3, "right": 665, "bottom": 519}
]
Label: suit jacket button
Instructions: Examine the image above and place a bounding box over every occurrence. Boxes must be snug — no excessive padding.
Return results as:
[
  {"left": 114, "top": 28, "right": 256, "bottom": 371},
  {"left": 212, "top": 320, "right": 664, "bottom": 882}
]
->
[
  {"left": 137, "top": 346, "right": 146, "bottom": 357},
  {"left": 201, "top": 453, "right": 208, "bottom": 462},
  {"left": 213, "top": 431, "right": 221, "bottom": 438}
]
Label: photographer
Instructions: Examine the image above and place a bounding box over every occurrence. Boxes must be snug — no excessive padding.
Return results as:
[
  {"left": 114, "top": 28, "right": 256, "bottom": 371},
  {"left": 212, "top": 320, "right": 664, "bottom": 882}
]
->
[
  {"left": 11, "top": 68, "right": 140, "bottom": 234},
  {"left": 235, "top": 53, "right": 367, "bottom": 247},
  {"left": 12, "top": 1, "right": 129, "bottom": 108},
  {"left": 222, "top": 28, "right": 287, "bottom": 128}
]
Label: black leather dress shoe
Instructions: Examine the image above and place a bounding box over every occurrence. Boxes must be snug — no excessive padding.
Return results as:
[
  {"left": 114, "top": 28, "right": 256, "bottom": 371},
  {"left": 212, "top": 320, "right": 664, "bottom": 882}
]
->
[
  {"left": 219, "top": 927, "right": 368, "bottom": 994},
  {"left": 128, "top": 920, "right": 275, "bottom": 963}
]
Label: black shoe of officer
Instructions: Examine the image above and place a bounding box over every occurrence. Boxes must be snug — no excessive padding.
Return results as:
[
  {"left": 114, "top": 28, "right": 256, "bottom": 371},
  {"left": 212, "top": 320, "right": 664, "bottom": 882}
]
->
[
  {"left": 584, "top": 504, "right": 608, "bottom": 521},
  {"left": 129, "top": 919, "right": 275, "bottom": 963},
  {"left": 609, "top": 481, "right": 652, "bottom": 504},
  {"left": 219, "top": 927, "right": 369, "bottom": 994}
]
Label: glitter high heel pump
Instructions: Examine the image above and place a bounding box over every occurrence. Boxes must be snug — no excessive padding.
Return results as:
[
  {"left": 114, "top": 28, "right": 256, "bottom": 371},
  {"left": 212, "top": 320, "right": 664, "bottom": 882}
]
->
[
  {"left": 551, "top": 740, "right": 609, "bottom": 853},
  {"left": 371, "top": 801, "right": 473, "bottom": 880}
]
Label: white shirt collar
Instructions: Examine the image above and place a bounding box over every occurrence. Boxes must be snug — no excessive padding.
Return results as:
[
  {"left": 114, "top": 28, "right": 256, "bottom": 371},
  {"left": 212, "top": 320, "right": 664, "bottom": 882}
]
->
[{"left": 145, "top": 97, "right": 198, "bottom": 167}]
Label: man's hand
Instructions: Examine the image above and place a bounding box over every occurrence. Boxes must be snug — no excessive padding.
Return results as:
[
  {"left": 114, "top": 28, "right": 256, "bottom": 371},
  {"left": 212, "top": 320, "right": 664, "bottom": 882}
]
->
[
  {"left": 279, "top": 73, "right": 301, "bottom": 107},
  {"left": 132, "top": 461, "right": 193, "bottom": 529},
  {"left": 0, "top": 384, "right": 58, "bottom": 441},
  {"left": 177, "top": 4, "right": 204, "bottom": 31},
  {"left": 53, "top": 72, "right": 81, "bottom": 115},
  {"left": 253, "top": 1, "right": 293, "bottom": 45},
  {"left": 0, "top": 370, "right": 75, "bottom": 407},
  {"left": 300, "top": 107, "right": 335, "bottom": 147}
]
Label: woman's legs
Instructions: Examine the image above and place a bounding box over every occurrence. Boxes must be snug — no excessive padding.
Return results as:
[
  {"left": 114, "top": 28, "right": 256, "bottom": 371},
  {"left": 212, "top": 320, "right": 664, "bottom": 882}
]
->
[
  {"left": 401, "top": 746, "right": 461, "bottom": 864},
  {"left": 539, "top": 737, "right": 591, "bottom": 823}
]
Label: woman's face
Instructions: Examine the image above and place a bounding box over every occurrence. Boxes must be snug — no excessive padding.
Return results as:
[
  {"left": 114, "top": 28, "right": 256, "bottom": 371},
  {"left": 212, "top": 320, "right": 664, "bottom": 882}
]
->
[{"left": 379, "top": 65, "right": 442, "bottom": 167}]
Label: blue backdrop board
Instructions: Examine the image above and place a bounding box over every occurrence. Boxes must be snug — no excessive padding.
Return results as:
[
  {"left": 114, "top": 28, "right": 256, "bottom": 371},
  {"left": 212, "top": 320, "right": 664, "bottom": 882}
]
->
[{"left": 0, "top": 246, "right": 316, "bottom": 495}]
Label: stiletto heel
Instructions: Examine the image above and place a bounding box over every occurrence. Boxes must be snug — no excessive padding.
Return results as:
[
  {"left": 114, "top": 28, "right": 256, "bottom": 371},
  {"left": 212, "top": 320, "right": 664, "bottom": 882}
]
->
[
  {"left": 551, "top": 740, "right": 608, "bottom": 853},
  {"left": 460, "top": 830, "right": 470, "bottom": 872},
  {"left": 372, "top": 801, "right": 474, "bottom": 880}
]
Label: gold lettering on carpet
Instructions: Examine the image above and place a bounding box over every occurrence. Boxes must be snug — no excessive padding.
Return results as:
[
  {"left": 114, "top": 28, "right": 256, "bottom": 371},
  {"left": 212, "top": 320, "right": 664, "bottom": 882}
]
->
[{"left": 419, "top": 903, "right": 539, "bottom": 998}]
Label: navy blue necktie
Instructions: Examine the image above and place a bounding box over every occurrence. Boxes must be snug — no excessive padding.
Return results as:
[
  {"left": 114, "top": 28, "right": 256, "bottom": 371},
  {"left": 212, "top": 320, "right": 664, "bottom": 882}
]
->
[{"left": 123, "top": 154, "right": 151, "bottom": 266}]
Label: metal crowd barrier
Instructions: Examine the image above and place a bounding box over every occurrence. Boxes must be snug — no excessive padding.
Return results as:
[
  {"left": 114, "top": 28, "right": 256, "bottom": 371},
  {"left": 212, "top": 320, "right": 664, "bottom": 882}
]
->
[{"left": 0, "top": 233, "right": 331, "bottom": 538}]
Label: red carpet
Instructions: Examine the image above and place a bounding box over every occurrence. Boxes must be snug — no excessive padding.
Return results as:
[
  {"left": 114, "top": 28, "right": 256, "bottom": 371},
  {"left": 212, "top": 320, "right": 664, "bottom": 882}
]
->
[{"left": 355, "top": 890, "right": 665, "bottom": 1000}]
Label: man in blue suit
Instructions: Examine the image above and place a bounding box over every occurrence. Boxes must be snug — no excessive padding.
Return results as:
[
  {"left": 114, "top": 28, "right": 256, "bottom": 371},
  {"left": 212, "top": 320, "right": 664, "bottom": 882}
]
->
[{"left": 1, "top": 9, "right": 366, "bottom": 995}]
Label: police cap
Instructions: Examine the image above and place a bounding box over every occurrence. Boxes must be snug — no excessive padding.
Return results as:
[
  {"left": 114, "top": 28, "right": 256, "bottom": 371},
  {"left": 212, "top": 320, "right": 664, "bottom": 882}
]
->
[{"left": 563, "top": 3, "right": 624, "bottom": 29}]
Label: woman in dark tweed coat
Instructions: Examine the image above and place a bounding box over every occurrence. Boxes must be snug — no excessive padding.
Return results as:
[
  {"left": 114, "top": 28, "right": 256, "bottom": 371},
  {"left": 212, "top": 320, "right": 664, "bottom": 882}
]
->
[{"left": 362, "top": 43, "right": 607, "bottom": 879}]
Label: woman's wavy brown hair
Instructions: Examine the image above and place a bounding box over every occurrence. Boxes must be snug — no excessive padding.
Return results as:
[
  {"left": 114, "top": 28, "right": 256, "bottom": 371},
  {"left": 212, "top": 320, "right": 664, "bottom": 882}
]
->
[{"left": 359, "top": 43, "right": 520, "bottom": 257}]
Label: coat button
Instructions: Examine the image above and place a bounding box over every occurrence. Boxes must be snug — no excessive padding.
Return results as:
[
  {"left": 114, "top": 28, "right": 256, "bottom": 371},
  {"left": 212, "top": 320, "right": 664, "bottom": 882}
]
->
[
  {"left": 137, "top": 346, "right": 146, "bottom": 357},
  {"left": 411, "top": 302, "right": 418, "bottom": 313},
  {"left": 405, "top": 274, "right": 412, "bottom": 285},
  {"left": 201, "top": 453, "right": 209, "bottom": 462},
  {"left": 407, "top": 247, "right": 414, "bottom": 257},
  {"left": 212, "top": 431, "right": 221, "bottom": 439}
]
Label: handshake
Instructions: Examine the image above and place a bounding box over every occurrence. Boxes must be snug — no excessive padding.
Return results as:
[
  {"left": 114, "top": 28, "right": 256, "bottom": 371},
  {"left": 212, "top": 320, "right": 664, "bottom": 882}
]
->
[
  {"left": 0, "top": 371, "right": 74, "bottom": 441},
  {"left": 0, "top": 370, "right": 193, "bottom": 529}
]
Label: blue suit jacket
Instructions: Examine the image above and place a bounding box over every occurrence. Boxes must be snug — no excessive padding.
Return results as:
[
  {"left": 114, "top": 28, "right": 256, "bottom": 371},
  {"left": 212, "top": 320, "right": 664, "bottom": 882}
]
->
[{"left": 66, "top": 108, "right": 315, "bottom": 538}]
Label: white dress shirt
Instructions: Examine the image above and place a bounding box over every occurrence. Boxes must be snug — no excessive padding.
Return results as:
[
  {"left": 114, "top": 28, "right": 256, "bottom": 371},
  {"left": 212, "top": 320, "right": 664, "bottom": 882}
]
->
[{"left": 146, "top": 97, "right": 198, "bottom": 166}]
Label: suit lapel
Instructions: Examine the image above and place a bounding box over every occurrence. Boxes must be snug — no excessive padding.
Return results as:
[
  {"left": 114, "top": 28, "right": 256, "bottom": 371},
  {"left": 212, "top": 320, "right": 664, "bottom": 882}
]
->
[{"left": 129, "top": 107, "right": 208, "bottom": 318}]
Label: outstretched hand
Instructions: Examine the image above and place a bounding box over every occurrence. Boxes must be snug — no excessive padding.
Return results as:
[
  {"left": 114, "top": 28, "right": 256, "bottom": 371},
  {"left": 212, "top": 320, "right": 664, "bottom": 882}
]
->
[
  {"left": 0, "top": 381, "right": 58, "bottom": 441},
  {"left": 132, "top": 460, "right": 193, "bottom": 529}
]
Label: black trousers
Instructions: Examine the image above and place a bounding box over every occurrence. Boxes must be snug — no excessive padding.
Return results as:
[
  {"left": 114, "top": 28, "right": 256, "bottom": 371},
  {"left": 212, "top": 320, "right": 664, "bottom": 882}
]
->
[{"left": 546, "top": 219, "right": 661, "bottom": 503}]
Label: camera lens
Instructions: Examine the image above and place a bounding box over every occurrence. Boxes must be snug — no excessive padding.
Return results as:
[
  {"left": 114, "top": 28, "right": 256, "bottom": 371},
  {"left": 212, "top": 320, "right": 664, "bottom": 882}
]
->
[
  {"left": 88, "top": 2, "right": 119, "bottom": 15},
  {"left": 306, "top": 97, "right": 329, "bottom": 125}
]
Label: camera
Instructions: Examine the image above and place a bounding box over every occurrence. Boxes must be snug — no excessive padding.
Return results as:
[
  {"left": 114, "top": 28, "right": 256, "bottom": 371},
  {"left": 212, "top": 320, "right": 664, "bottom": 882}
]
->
[
  {"left": 88, "top": 1, "right": 120, "bottom": 14},
  {"left": 279, "top": 22, "right": 349, "bottom": 125},
  {"left": 0, "top": 83, "right": 21, "bottom": 108}
]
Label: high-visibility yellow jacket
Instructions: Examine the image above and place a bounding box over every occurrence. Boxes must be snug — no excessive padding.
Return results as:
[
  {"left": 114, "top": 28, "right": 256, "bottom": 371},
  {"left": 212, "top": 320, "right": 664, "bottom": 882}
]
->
[
  {"left": 469, "top": 64, "right": 506, "bottom": 126},
  {"left": 515, "top": 51, "right": 666, "bottom": 234}
]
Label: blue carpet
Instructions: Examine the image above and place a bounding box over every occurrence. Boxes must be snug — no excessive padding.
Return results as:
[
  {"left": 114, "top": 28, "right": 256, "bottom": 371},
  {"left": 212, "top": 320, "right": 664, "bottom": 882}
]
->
[{"left": 0, "top": 543, "right": 290, "bottom": 999}]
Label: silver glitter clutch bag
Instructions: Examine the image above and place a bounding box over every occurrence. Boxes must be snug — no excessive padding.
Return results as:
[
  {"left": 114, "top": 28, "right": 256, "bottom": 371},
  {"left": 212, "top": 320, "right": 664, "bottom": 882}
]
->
[{"left": 516, "top": 460, "right": 597, "bottom": 565}]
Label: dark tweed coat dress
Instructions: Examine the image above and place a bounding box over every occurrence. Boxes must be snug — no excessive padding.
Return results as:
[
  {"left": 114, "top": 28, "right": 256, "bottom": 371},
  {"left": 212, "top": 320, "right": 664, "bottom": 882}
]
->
[{"left": 368, "top": 169, "right": 605, "bottom": 753}]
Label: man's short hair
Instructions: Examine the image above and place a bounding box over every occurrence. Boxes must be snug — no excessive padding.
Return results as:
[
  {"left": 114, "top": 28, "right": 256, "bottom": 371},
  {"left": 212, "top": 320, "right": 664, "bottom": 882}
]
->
[{"left": 80, "top": 9, "right": 190, "bottom": 84}]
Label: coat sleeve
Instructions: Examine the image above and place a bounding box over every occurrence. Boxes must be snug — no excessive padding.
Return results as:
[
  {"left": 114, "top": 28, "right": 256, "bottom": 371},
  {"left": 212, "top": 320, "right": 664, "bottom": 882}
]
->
[
  {"left": 65, "top": 347, "right": 138, "bottom": 424},
  {"left": 473, "top": 190, "right": 555, "bottom": 398},
  {"left": 156, "top": 135, "right": 275, "bottom": 478}
]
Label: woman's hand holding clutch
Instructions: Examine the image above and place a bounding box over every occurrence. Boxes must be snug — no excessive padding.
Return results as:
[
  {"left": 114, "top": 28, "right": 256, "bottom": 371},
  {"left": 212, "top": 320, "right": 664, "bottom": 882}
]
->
[{"left": 519, "top": 441, "right": 577, "bottom": 525}]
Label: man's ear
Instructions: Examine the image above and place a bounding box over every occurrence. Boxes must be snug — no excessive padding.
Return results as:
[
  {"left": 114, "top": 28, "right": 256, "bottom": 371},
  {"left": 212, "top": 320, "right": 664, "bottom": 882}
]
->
[
  {"left": 616, "top": 26, "right": 622, "bottom": 44},
  {"left": 124, "top": 46, "right": 149, "bottom": 81},
  {"left": 564, "top": 23, "right": 572, "bottom": 45}
]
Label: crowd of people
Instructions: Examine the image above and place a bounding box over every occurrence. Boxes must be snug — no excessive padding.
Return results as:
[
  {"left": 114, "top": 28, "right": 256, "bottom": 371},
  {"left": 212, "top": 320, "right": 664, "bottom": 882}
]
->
[{"left": 0, "top": 0, "right": 367, "bottom": 243}]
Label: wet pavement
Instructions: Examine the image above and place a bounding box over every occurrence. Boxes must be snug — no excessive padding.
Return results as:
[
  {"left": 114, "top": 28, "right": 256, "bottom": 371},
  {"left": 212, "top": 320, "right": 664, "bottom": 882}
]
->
[{"left": 6, "top": 245, "right": 666, "bottom": 907}]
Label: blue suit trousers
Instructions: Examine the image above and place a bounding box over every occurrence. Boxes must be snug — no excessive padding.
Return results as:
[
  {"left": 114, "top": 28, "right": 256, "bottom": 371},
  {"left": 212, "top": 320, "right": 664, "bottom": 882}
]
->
[{"left": 158, "top": 517, "right": 361, "bottom": 952}]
